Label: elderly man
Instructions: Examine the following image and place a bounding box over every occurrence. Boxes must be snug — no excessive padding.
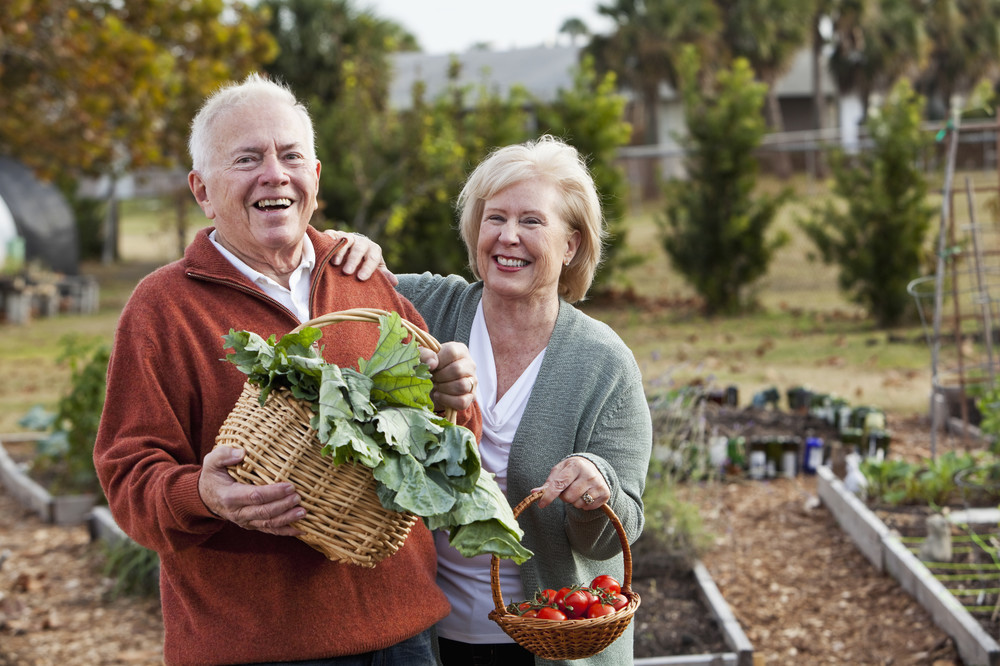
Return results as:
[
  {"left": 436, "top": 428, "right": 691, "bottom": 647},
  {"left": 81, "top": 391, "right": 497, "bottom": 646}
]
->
[{"left": 93, "top": 73, "right": 479, "bottom": 666}]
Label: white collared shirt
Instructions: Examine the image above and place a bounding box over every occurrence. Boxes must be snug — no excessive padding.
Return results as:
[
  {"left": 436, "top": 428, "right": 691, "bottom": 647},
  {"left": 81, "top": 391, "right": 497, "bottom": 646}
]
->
[{"left": 209, "top": 229, "right": 315, "bottom": 323}]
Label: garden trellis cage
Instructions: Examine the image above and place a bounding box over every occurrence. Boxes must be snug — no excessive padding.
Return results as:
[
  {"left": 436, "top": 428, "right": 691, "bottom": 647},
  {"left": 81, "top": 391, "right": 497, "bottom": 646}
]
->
[{"left": 909, "top": 112, "right": 1000, "bottom": 458}]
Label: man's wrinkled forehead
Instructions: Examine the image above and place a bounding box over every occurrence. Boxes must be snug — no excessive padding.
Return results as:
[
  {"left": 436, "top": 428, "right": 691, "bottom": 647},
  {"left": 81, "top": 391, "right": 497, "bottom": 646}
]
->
[{"left": 207, "top": 101, "right": 315, "bottom": 162}]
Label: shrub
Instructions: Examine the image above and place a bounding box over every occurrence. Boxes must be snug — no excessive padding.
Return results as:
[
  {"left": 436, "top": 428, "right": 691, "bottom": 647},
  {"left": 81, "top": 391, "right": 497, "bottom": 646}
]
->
[
  {"left": 18, "top": 335, "right": 109, "bottom": 497},
  {"left": 100, "top": 538, "right": 160, "bottom": 600},
  {"left": 660, "top": 47, "right": 792, "bottom": 315},
  {"left": 798, "top": 79, "right": 935, "bottom": 328}
]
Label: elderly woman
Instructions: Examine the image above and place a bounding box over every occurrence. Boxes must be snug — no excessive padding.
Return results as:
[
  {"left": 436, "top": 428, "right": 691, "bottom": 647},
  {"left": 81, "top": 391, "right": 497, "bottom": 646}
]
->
[{"left": 334, "top": 135, "right": 652, "bottom": 665}]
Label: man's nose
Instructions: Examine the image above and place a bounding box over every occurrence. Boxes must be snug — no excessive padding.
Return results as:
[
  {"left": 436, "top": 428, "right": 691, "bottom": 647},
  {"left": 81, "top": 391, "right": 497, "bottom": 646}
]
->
[{"left": 260, "top": 154, "right": 289, "bottom": 184}]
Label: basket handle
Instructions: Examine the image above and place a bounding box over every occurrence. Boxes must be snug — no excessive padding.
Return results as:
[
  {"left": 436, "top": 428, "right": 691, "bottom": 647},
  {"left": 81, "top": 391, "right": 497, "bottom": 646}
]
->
[
  {"left": 291, "top": 307, "right": 456, "bottom": 423},
  {"left": 490, "top": 489, "right": 635, "bottom": 614}
]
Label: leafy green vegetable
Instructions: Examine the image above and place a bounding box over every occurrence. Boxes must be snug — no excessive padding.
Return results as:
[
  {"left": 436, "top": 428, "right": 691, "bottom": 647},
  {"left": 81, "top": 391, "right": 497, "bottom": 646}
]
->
[{"left": 222, "top": 311, "right": 532, "bottom": 564}]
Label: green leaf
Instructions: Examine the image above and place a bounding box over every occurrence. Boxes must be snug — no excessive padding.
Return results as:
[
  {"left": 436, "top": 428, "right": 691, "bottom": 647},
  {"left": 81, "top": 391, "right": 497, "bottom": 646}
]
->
[
  {"left": 319, "top": 419, "right": 383, "bottom": 468},
  {"left": 447, "top": 521, "right": 533, "bottom": 565},
  {"left": 373, "top": 452, "right": 457, "bottom": 516},
  {"left": 372, "top": 406, "right": 441, "bottom": 457},
  {"left": 360, "top": 312, "right": 435, "bottom": 411}
]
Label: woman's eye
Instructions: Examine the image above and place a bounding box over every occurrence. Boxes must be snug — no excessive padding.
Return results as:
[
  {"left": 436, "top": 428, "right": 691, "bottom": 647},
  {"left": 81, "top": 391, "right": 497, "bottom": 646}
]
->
[{"left": 522, "top": 217, "right": 542, "bottom": 225}]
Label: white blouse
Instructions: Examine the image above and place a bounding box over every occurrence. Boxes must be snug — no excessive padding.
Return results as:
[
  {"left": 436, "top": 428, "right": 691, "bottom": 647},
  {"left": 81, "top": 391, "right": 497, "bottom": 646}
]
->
[{"left": 434, "top": 301, "right": 546, "bottom": 643}]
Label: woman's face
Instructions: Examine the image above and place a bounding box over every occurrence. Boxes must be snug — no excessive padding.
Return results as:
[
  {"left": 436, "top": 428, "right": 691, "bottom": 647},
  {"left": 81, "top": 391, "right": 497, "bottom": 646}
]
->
[{"left": 477, "top": 178, "right": 580, "bottom": 305}]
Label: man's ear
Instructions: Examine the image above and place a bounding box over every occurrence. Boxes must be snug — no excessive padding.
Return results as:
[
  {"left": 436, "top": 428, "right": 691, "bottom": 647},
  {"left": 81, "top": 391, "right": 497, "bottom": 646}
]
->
[{"left": 188, "top": 170, "right": 215, "bottom": 219}]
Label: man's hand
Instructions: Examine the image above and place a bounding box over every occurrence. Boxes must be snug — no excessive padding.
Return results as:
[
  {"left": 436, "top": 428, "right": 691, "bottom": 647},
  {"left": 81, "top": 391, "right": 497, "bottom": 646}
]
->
[
  {"left": 420, "top": 341, "right": 477, "bottom": 413},
  {"left": 328, "top": 230, "right": 398, "bottom": 286},
  {"left": 199, "top": 446, "right": 306, "bottom": 536}
]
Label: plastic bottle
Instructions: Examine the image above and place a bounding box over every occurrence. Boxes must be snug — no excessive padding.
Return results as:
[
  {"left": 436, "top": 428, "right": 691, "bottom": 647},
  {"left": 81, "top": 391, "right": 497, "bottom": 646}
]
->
[{"left": 803, "top": 435, "right": 824, "bottom": 474}]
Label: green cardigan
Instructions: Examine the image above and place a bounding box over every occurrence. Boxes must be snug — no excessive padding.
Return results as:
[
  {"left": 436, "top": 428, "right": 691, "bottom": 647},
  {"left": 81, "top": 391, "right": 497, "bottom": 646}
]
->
[{"left": 397, "top": 273, "right": 653, "bottom": 666}]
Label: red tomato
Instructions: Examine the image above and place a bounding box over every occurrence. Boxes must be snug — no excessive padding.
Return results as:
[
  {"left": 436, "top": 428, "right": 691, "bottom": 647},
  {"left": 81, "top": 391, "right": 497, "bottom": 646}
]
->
[
  {"left": 517, "top": 601, "right": 534, "bottom": 614},
  {"left": 521, "top": 609, "right": 538, "bottom": 619},
  {"left": 561, "top": 589, "right": 593, "bottom": 618},
  {"left": 590, "top": 575, "right": 622, "bottom": 596},
  {"left": 586, "top": 602, "right": 617, "bottom": 618},
  {"left": 537, "top": 589, "right": 558, "bottom": 605},
  {"left": 536, "top": 607, "right": 567, "bottom": 621},
  {"left": 609, "top": 592, "right": 629, "bottom": 611},
  {"left": 553, "top": 587, "right": 573, "bottom": 607}
]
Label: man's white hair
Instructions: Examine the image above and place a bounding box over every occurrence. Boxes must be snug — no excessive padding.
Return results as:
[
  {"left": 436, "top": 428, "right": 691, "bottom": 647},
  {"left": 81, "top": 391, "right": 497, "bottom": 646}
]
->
[{"left": 188, "top": 72, "right": 316, "bottom": 172}]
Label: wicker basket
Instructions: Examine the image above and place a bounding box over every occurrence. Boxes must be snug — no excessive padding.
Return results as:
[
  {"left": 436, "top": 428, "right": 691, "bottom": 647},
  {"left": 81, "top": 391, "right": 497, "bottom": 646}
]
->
[
  {"left": 488, "top": 491, "right": 641, "bottom": 660},
  {"left": 214, "top": 308, "right": 454, "bottom": 568}
]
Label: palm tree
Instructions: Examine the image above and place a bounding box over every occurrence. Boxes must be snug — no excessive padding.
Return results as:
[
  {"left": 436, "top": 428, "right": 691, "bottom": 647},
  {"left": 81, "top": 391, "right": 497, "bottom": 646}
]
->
[
  {"left": 825, "top": 0, "right": 927, "bottom": 151},
  {"left": 716, "top": 0, "right": 817, "bottom": 176},
  {"left": 588, "top": 0, "right": 721, "bottom": 147},
  {"left": 559, "top": 17, "right": 590, "bottom": 46},
  {"left": 919, "top": 0, "right": 1000, "bottom": 116}
]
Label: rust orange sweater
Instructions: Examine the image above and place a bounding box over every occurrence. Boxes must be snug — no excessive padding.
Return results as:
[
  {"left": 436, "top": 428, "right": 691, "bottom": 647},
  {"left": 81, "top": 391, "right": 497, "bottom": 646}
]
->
[{"left": 93, "top": 227, "right": 480, "bottom": 665}]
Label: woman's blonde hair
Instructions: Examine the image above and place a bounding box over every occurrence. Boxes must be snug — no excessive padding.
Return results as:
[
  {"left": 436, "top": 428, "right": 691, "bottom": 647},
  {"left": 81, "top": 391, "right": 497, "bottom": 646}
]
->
[{"left": 457, "top": 135, "right": 606, "bottom": 303}]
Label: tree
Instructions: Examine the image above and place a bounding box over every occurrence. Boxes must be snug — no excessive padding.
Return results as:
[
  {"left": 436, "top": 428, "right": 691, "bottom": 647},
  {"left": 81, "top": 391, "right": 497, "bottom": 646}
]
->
[
  {"left": 919, "top": 0, "right": 1000, "bottom": 117},
  {"left": 589, "top": 0, "right": 721, "bottom": 147},
  {"left": 259, "top": 0, "right": 417, "bottom": 107},
  {"left": 716, "top": 0, "right": 816, "bottom": 177},
  {"left": 536, "top": 55, "right": 640, "bottom": 294},
  {"left": 559, "top": 17, "right": 590, "bottom": 46},
  {"left": 0, "top": 0, "right": 278, "bottom": 260},
  {"left": 798, "top": 79, "right": 935, "bottom": 327},
  {"left": 660, "top": 47, "right": 792, "bottom": 315},
  {"left": 824, "top": 0, "right": 927, "bottom": 149}
]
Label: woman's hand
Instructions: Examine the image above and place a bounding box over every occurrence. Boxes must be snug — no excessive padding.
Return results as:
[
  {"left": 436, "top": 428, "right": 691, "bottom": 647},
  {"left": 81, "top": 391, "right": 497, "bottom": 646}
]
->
[
  {"left": 327, "top": 229, "right": 397, "bottom": 285},
  {"left": 532, "top": 456, "right": 609, "bottom": 510},
  {"left": 421, "top": 342, "right": 478, "bottom": 413}
]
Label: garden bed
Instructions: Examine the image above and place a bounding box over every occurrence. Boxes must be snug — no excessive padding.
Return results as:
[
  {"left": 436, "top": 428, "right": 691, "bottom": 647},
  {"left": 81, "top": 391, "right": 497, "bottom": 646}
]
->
[
  {"left": 819, "top": 465, "right": 1000, "bottom": 666},
  {"left": 0, "top": 432, "right": 95, "bottom": 525}
]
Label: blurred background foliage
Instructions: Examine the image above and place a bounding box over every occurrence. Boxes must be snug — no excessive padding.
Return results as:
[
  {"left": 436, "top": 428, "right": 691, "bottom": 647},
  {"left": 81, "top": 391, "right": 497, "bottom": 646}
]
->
[{"left": 2, "top": 0, "right": 999, "bottom": 304}]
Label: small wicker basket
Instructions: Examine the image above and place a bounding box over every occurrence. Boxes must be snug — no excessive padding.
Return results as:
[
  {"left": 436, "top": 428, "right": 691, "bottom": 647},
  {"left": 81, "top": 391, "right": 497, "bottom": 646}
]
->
[
  {"left": 488, "top": 491, "right": 641, "bottom": 660},
  {"left": 214, "top": 308, "right": 453, "bottom": 568}
]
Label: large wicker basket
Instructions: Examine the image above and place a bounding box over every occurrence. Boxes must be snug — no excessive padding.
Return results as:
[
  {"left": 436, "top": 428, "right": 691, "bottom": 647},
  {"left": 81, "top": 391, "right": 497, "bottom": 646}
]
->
[
  {"left": 214, "top": 308, "right": 453, "bottom": 568},
  {"left": 488, "top": 491, "right": 641, "bottom": 660}
]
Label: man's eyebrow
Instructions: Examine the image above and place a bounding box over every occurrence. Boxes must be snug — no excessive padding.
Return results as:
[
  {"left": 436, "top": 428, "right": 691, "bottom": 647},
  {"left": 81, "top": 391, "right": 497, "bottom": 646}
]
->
[{"left": 229, "top": 142, "right": 305, "bottom": 156}]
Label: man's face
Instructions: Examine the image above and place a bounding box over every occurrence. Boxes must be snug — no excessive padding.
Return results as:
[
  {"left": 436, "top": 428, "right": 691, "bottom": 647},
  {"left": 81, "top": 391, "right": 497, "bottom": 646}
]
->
[{"left": 188, "top": 99, "right": 320, "bottom": 263}]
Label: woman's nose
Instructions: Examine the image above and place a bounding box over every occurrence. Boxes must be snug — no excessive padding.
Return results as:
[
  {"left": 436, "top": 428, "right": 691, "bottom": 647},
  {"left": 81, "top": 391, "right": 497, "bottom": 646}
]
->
[{"left": 498, "top": 220, "right": 519, "bottom": 243}]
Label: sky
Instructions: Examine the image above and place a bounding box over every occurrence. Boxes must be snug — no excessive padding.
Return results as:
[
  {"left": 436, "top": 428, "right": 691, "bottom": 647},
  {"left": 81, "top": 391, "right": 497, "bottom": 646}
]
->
[{"left": 359, "top": 1, "right": 613, "bottom": 55}]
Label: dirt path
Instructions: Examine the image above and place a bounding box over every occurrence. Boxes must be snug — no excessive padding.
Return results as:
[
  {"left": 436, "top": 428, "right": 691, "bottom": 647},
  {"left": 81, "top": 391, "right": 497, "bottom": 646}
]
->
[
  {"left": 0, "top": 490, "right": 164, "bottom": 665},
  {"left": 682, "top": 476, "right": 960, "bottom": 665}
]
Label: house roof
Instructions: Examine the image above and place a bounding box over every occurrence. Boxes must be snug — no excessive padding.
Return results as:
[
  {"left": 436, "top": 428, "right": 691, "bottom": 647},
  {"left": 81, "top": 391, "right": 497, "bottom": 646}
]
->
[
  {"left": 388, "top": 45, "right": 583, "bottom": 109},
  {"left": 388, "top": 45, "right": 836, "bottom": 110}
]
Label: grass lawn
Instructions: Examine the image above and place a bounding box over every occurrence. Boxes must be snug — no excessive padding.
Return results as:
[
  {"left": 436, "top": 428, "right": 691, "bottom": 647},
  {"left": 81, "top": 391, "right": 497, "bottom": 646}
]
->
[{"left": 6, "top": 170, "right": 992, "bottom": 433}]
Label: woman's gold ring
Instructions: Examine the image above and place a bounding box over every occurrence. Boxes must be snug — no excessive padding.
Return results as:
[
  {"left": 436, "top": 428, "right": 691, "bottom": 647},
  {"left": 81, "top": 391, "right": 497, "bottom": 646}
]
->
[{"left": 582, "top": 492, "right": 594, "bottom": 505}]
